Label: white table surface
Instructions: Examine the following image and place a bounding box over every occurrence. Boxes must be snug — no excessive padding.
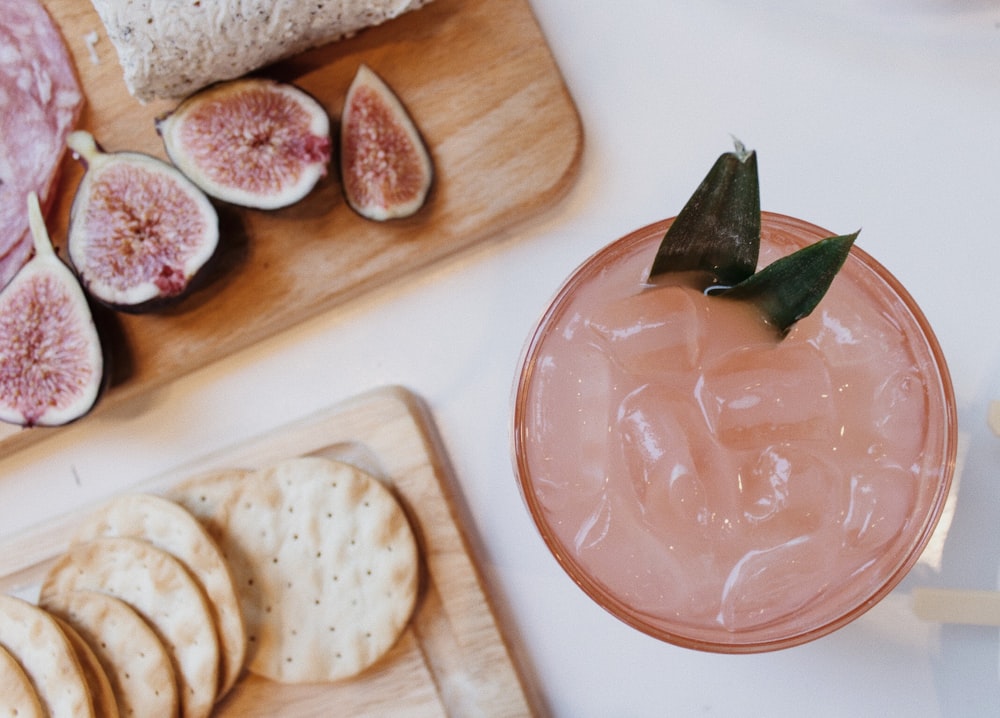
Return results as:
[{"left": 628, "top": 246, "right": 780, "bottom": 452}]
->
[{"left": 2, "top": 1, "right": 999, "bottom": 715}]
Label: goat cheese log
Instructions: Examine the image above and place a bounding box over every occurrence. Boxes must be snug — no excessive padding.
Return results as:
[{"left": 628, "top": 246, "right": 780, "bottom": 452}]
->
[{"left": 91, "top": 0, "right": 434, "bottom": 102}]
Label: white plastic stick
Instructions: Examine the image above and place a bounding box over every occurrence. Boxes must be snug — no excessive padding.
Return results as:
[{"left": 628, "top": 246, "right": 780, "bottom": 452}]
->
[
  {"left": 988, "top": 400, "right": 1000, "bottom": 437},
  {"left": 913, "top": 588, "right": 1000, "bottom": 626}
]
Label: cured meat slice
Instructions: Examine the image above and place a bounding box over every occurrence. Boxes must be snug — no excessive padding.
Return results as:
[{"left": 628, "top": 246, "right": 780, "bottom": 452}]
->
[{"left": 0, "top": 0, "right": 83, "bottom": 290}]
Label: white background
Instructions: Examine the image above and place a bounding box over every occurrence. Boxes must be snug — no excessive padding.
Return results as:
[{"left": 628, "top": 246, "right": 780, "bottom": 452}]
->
[{"left": 3, "top": 1, "right": 1000, "bottom": 715}]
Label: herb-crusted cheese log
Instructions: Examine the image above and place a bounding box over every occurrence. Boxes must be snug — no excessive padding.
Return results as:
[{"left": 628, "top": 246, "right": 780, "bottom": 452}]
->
[{"left": 91, "top": 0, "right": 433, "bottom": 102}]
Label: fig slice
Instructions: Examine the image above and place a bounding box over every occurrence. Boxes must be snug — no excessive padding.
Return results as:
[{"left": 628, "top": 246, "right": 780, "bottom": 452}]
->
[
  {"left": 156, "top": 78, "right": 332, "bottom": 210},
  {"left": 67, "top": 130, "right": 220, "bottom": 312},
  {"left": 340, "top": 64, "right": 433, "bottom": 221},
  {"left": 0, "top": 192, "right": 105, "bottom": 427}
]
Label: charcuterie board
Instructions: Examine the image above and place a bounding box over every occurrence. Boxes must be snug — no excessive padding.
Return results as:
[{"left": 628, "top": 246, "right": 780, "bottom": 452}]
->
[
  {"left": 0, "top": 386, "right": 543, "bottom": 716},
  {"left": 0, "top": 0, "right": 582, "bottom": 452}
]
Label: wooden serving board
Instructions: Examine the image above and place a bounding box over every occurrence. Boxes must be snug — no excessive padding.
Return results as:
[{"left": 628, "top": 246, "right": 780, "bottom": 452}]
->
[
  {"left": 0, "top": 386, "right": 542, "bottom": 717},
  {"left": 0, "top": 0, "right": 582, "bottom": 452}
]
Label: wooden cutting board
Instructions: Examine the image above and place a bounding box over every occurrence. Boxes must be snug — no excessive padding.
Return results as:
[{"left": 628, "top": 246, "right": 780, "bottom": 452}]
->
[
  {"left": 0, "top": 386, "right": 543, "bottom": 717},
  {"left": 0, "top": 0, "right": 582, "bottom": 452}
]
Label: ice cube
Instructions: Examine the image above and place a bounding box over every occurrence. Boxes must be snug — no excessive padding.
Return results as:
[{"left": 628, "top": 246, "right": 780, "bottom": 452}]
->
[
  {"left": 573, "top": 492, "right": 613, "bottom": 553},
  {"left": 841, "top": 464, "right": 916, "bottom": 555},
  {"left": 699, "top": 342, "right": 838, "bottom": 448},
  {"left": 587, "top": 285, "right": 702, "bottom": 376},
  {"left": 617, "top": 384, "right": 709, "bottom": 528},
  {"left": 615, "top": 383, "right": 748, "bottom": 536},
  {"left": 717, "top": 534, "right": 833, "bottom": 631},
  {"left": 741, "top": 444, "right": 838, "bottom": 532},
  {"left": 807, "top": 301, "right": 909, "bottom": 373},
  {"left": 577, "top": 489, "right": 719, "bottom": 624},
  {"left": 528, "top": 342, "right": 617, "bottom": 507},
  {"left": 870, "top": 368, "right": 929, "bottom": 467}
]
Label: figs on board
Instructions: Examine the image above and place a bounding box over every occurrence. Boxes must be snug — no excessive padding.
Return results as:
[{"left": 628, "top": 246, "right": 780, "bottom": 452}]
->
[
  {"left": 340, "top": 64, "right": 433, "bottom": 221},
  {"left": 67, "top": 130, "right": 220, "bottom": 312},
  {"left": 0, "top": 193, "right": 105, "bottom": 427},
  {"left": 156, "top": 78, "right": 332, "bottom": 210}
]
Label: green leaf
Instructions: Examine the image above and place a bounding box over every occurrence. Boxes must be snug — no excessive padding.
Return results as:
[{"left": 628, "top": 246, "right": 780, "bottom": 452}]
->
[
  {"left": 648, "top": 141, "right": 760, "bottom": 285},
  {"left": 715, "top": 231, "right": 859, "bottom": 335}
]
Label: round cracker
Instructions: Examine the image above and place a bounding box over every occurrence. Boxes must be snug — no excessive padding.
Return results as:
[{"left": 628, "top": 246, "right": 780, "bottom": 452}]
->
[
  {"left": 171, "top": 457, "right": 419, "bottom": 683},
  {"left": 40, "top": 537, "right": 219, "bottom": 718},
  {"left": 51, "top": 616, "right": 119, "bottom": 718},
  {"left": 40, "top": 589, "right": 178, "bottom": 718},
  {"left": 0, "top": 642, "right": 44, "bottom": 718},
  {"left": 0, "top": 593, "right": 94, "bottom": 717},
  {"left": 73, "top": 492, "right": 246, "bottom": 697}
]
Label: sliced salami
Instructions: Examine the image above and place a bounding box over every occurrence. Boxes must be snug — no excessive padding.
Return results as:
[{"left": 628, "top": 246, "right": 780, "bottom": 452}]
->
[{"left": 0, "top": 0, "right": 83, "bottom": 290}]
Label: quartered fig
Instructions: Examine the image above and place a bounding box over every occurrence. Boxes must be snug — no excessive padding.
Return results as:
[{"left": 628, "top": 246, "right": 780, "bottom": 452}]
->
[
  {"left": 67, "top": 130, "right": 220, "bottom": 312},
  {"left": 340, "top": 65, "right": 433, "bottom": 221},
  {"left": 0, "top": 193, "right": 104, "bottom": 427},
  {"left": 156, "top": 78, "right": 332, "bottom": 209}
]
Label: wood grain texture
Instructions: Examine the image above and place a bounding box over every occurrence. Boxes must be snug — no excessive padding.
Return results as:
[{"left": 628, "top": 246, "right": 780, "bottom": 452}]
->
[
  {"left": 0, "top": 0, "right": 582, "bottom": 451},
  {"left": 0, "top": 386, "right": 542, "bottom": 717}
]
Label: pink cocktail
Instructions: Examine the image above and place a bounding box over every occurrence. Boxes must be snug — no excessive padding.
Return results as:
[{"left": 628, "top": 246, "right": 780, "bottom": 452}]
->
[{"left": 512, "top": 212, "right": 956, "bottom": 652}]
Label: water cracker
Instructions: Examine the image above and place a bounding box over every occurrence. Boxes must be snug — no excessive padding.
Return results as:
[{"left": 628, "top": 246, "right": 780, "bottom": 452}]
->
[
  {"left": 40, "top": 536, "right": 219, "bottom": 718},
  {"left": 0, "top": 642, "right": 44, "bottom": 718},
  {"left": 51, "top": 616, "right": 119, "bottom": 718},
  {"left": 40, "top": 588, "right": 178, "bottom": 718},
  {"left": 0, "top": 593, "right": 94, "bottom": 717},
  {"left": 171, "top": 457, "right": 419, "bottom": 683},
  {"left": 73, "top": 492, "right": 246, "bottom": 696}
]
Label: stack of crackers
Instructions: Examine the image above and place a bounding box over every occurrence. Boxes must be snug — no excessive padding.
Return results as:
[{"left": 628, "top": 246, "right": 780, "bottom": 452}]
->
[{"left": 0, "top": 456, "right": 420, "bottom": 717}]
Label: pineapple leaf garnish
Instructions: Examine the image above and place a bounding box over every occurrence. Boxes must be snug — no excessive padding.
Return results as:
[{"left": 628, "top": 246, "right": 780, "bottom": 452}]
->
[
  {"left": 648, "top": 139, "right": 760, "bottom": 285},
  {"left": 713, "top": 231, "right": 859, "bottom": 335},
  {"left": 649, "top": 141, "right": 859, "bottom": 337}
]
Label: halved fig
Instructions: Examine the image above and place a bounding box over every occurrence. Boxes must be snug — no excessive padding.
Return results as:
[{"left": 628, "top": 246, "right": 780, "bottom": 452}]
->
[
  {"left": 0, "top": 193, "right": 105, "bottom": 427},
  {"left": 67, "top": 130, "right": 220, "bottom": 312},
  {"left": 156, "top": 78, "right": 332, "bottom": 209},
  {"left": 340, "top": 65, "right": 433, "bottom": 221}
]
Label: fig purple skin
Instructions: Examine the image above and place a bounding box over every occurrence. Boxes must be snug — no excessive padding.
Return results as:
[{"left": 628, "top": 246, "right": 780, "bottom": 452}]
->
[
  {"left": 340, "top": 64, "right": 433, "bottom": 221},
  {"left": 156, "top": 78, "right": 332, "bottom": 210}
]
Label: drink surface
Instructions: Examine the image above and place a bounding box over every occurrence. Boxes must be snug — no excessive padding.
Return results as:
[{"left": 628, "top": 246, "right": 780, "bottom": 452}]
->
[{"left": 514, "top": 215, "right": 953, "bottom": 649}]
